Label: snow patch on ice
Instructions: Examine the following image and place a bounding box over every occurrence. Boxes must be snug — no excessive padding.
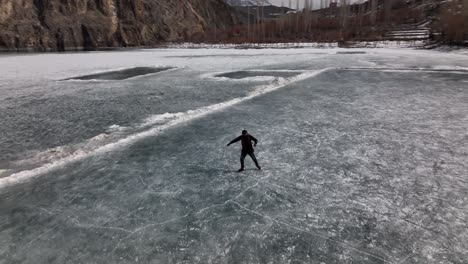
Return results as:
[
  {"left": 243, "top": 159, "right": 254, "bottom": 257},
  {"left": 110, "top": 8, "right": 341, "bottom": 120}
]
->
[
  {"left": 430, "top": 65, "right": 468, "bottom": 71},
  {"left": 0, "top": 170, "right": 9, "bottom": 178},
  {"left": 163, "top": 42, "right": 339, "bottom": 49},
  {"left": 12, "top": 132, "right": 116, "bottom": 169},
  {"left": 7, "top": 124, "right": 132, "bottom": 179},
  {"left": 345, "top": 40, "right": 429, "bottom": 49},
  {"left": 106, "top": 124, "right": 129, "bottom": 133},
  {"left": 140, "top": 112, "right": 187, "bottom": 128},
  {"left": 239, "top": 76, "right": 278, "bottom": 82},
  {"left": 434, "top": 46, "right": 468, "bottom": 56}
]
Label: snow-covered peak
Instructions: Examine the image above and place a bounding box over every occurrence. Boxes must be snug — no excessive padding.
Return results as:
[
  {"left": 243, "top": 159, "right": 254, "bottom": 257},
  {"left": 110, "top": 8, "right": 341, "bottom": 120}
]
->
[{"left": 225, "top": 0, "right": 272, "bottom": 6}]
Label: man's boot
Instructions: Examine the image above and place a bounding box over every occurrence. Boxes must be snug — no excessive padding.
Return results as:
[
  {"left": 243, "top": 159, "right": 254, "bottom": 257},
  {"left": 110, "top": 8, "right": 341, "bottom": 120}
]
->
[
  {"left": 254, "top": 162, "right": 261, "bottom": 170},
  {"left": 238, "top": 160, "right": 245, "bottom": 172}
]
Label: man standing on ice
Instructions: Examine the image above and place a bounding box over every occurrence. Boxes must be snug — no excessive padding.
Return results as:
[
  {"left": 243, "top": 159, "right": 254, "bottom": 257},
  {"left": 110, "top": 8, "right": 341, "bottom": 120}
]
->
[{"left": 227, "top": 130, "right": 261, "bottom": 172}]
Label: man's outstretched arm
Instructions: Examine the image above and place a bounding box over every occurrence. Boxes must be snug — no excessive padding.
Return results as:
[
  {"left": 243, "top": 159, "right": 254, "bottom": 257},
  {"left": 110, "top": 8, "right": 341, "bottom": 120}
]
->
[
  {"left": 250, "top": 135, "right": 258, "bottom": 147},
  {"left": 227, "top": 136, "right": 242, "bottom": 146}
]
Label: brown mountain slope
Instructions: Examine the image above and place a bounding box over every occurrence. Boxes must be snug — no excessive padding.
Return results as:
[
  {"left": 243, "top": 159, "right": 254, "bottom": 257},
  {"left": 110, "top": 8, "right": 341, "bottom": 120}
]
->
[{"left": 0, "top": 0, "right": 235, "bottom": 51}]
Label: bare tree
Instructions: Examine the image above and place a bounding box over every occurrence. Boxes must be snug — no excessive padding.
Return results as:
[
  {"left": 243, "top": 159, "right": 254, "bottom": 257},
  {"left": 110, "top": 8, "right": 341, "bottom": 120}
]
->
[
  {"left": 340, "top": 0, "right": 347, "bottom": 28},
  {"left": 358, "top": 1, "right": 364, "bottom": 27},
  {"left": 288, "top": 0, "right": 292, "bottom": 35},
  {"left": 370, "top": 0, "right": 378, "bottom": 25},
  {"left": 247, "top": 0, "right": 251, "bottom": 41},
  {"left": 261, "top": 1, "right": 265, "bottom": 42},
  {"left": 385, "top": 0, "right": 393, "bottom": 25},
  {"left": 304, "top": 0, "right": 311, "bottom": 34},
  {"left": 256, "top": 0, "right": 260, "bottom": 42},
  {"left": 464, "top": 0, "right": 468, "bottom": 20},
  {"left": 296, "top": 0, "right": 300, "bottom": 38}
]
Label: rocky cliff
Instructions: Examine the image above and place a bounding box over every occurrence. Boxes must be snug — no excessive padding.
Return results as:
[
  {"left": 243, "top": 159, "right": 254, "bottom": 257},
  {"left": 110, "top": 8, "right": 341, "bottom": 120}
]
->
[
  {"left": 0, "top": 0, "right": 235, "bottom": 51},
  {"left": 225, "top": 0, "right": 272, "bottom": 6}
]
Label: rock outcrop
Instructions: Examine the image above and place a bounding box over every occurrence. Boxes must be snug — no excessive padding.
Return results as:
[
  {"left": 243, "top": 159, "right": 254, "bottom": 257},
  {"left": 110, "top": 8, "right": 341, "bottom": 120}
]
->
[
  {"left": 0, "top": 0, "right": 235, "bottom": 51},
  {"left": 224, "top": 0, "right": 272, "bottom": 6}
]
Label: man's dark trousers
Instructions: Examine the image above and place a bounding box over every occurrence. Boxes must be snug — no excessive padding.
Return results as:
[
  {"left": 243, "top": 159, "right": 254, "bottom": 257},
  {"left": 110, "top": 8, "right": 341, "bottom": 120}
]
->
[{"left": 240, "top": 150, "right": 259, "bottom": 170}]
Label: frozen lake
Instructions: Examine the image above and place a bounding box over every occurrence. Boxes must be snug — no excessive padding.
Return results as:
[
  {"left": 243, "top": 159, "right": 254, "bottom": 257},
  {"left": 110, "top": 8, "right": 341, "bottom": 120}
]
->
[{"left": 0, "top": 48, "right": 467, "bottom": 263}]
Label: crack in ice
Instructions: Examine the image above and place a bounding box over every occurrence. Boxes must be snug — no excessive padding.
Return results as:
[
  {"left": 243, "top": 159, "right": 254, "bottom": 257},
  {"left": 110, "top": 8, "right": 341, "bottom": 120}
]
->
[
  {"left": 111, "top": 173, "right": 273, "bottom": 257},
  {"left": 25, "top": 225, "right": 58, "bottom": 246},
  {"left": 230, "top": 201, "right": 396, "bottom": 264}
]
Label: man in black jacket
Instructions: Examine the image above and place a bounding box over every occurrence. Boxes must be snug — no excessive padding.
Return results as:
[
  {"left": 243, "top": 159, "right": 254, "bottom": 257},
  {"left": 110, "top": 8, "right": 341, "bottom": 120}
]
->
[{"left": 227, "top": 130, "right": 261, "bottom": 172}]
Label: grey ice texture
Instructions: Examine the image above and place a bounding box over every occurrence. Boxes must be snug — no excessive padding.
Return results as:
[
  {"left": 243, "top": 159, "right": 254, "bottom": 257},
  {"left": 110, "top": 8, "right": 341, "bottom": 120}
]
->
[{"left": 0, "top": 48, "right": 467, "bottom": 263}]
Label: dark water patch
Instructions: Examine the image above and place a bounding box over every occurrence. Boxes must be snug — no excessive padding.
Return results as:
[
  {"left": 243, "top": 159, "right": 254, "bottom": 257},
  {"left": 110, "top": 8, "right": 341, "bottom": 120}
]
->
[
  {"left": 341, "top": 67, "right": 468, "bottom": 74},
  {"left": 63, "top": 67, "right": 174, "bottom": 81},
  {"left": 216, "top": 70, "right": 301, "bottom": 79},
  {"left": 336, "top": 51, "right": 367, "bottom": 54}
]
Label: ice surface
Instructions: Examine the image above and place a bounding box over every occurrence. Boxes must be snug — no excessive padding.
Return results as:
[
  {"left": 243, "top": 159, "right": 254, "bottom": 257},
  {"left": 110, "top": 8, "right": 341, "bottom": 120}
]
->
[{"left": 0, "top": 48, "right": 467, "bottom": 263}]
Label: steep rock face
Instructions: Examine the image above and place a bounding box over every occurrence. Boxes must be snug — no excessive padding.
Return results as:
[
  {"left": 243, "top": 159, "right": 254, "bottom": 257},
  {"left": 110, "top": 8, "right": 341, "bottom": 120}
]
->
[{"left": 0, "top": 0, "right": 234, "bottom": 51}]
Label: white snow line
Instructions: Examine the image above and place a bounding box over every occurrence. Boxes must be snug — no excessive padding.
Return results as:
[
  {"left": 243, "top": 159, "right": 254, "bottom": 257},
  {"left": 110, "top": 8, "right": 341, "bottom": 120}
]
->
[
  {"left": 338, "top": 66, "right": 468, "bottom": 74},
  {"left": 0, "top": 68, "right": 331, "bottom": 189}
]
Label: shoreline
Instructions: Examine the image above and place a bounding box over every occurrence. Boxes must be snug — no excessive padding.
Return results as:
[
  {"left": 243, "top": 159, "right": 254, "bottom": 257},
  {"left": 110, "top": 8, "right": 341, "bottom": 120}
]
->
[
  {"left": 0, "top": 43, "right": 467, "bottom": 61},
  {"left": 3, "top": 40, "right": 468, "bottom": 54}
]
